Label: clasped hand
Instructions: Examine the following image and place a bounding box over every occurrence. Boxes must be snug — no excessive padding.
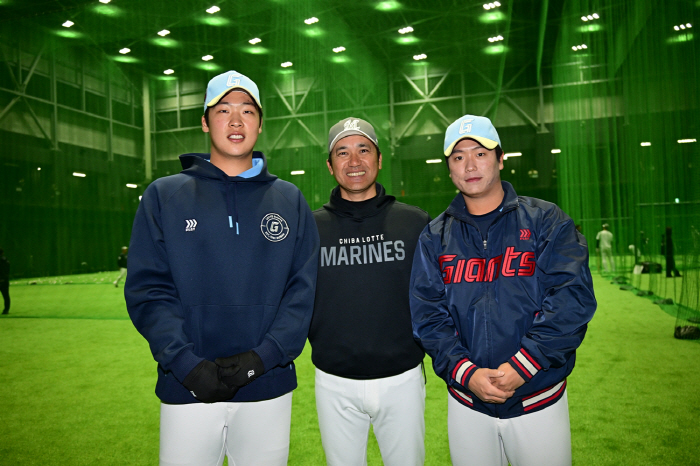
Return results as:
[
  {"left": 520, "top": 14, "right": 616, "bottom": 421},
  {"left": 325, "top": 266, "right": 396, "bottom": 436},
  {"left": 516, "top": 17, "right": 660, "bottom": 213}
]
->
[{"left": 467, "top": 363, "right": 525, "bottom": 404}]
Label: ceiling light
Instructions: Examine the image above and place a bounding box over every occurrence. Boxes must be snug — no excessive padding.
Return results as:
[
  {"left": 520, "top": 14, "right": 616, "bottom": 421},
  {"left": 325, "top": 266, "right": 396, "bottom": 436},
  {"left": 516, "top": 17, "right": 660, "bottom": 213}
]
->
[
  {"left": 206, "top": 6, "right": 220, "bottom": 14},
  {"left": 640, "top": 142, "right": 651, "bottom": 146},
  {"left": 304, "top": 17, "right": 319, "bottom": 25},
  {"left": 119, "top": 48, "right": 130, "bottom": 54},
  {"left": 592, "top": 13, "right": 599, "bottom": 19},
  {"left": 503, "top": 152, "right": 522, "bottom": 160},
  {"left": 202, "top": 55, "right": 213, "bottom": 61},
  {"left": 678, "top": 138, "right": 696, "bottom": 143},
  {"left": 413, "top": 53, "right": 427, "bottom": 60},
  {"left": 551, "top": 149, "right": 561, "bottom": 154},
  {"left": 158, "top": 29, "right": 170, "bottom": 36},
  {"left": 483, "top": 2, "right": 500, "bottom": 9},
  {"left": 126, "top": 184, "right": 138, "bottom": 188},
  {"left": 674, "top": 25, "right": 680, "bottom": 31},
  {"left": 99, "top": 0, "right": 111, "bottom": 3},
  {"left": 488, "top": 35, "right": 504, "bottom": 42},
  {"left": 73, "top": 172, "right": 86, "bottom": 177},
  {"left": 281, "top": 61, "right": 293, "bottom": 68},
  {"left": 62, "top": 20, "right": 74, "bottom": 28},
  {"left": 573, "top": 44, "right": 587, "bottom": 51},
  {"left": 163, "top": 69, "right": 174, "bottom": 75},
  {"left": 680, "top": 24, "right": 686, "bottom": 29},
  {"left": 375, "top": 1, "right": 401, "bottom": 11},
  {"left": 333, "top": 46, "right": 346, "bottom": 53},
  {"left": 426, "top": 159, "right": 443, "bottom": 164},
  {"left": 37, "top": 167, "right": 41, "bottom": 171},
  {"left": 249, "top": 37, "right": 261, "bottom": 44},
  {"left": 687, "top": 23, "right": 693, "bottom": 28},
  {"left": 291, "top": 170, "right": 305, "bottom": 175},
  {"left": 399, "top": 26, "right": 414, "bottom": 34}
]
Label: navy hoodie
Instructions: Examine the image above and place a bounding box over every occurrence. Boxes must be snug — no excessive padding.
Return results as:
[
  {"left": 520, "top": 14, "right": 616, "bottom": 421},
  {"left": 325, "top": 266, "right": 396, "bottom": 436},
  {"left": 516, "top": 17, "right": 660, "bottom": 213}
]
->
[{"left": 125, "top": 152, "right": 319, "bottom": 404}]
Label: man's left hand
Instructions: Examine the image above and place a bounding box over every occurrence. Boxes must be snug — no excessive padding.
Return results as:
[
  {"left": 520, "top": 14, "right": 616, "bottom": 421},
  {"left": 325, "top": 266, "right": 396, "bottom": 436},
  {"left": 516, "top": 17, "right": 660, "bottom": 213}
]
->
[
  {"left": 215, "top": 350, "right": 265, "bottom": 388},
  {"left": 490, "top": 362, "right": 525, "bottom": 394}
]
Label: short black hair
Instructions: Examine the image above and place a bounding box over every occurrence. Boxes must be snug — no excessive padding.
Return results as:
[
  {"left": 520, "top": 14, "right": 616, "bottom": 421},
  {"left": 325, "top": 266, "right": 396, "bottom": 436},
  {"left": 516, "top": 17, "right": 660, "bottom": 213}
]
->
[{"left": 203, "top": 89, "right": 263, "bottom": 127}]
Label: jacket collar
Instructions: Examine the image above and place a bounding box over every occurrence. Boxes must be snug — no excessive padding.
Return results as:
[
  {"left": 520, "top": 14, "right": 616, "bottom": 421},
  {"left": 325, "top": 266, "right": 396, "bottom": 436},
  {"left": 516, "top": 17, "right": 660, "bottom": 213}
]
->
[{"left": 446, "top": 181, "right": 519, "bottom": 222}]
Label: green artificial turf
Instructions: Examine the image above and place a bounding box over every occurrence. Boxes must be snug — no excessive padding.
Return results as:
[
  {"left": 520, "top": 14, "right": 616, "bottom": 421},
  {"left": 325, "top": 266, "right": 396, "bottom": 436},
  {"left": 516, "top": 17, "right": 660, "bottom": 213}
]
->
[{"left": 1, "top": 272, "right": 699, "bottom": 465}]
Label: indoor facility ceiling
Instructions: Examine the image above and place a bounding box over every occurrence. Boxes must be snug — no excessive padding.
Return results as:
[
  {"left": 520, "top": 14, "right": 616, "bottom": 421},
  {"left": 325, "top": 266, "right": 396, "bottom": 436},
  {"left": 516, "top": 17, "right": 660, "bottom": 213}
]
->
[{"left": 1, "top": 0, "right": 568, "bottom": 84}]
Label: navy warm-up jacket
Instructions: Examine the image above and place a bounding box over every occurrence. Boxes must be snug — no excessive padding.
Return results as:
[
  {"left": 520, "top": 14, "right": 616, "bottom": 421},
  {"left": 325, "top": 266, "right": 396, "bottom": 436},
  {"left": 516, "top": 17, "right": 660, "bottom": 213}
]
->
[{"left": 410, "top": 181, "right": 596, "bottom": 418}]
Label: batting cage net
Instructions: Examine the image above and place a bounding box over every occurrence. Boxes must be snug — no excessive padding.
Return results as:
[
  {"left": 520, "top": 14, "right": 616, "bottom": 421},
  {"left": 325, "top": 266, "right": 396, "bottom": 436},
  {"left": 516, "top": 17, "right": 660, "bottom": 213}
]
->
[
  {"left": 0, "top": 0, "right": 698, "bottom": 332},
  {"left": 552, "top": 0, "right": 700, "bottom": 334}
]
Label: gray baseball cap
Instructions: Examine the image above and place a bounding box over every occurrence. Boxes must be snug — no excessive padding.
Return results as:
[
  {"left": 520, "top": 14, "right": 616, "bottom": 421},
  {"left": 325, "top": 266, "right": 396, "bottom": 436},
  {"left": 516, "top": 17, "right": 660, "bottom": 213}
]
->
[{"left": 328, "top": 117, "right": 379, "bottom": 153}]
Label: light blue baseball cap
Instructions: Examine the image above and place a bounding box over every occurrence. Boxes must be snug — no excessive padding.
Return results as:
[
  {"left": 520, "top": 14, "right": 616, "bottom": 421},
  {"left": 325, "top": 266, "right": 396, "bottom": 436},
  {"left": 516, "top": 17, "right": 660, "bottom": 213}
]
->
[
  {"left": 203, "top": 70, "right": 262, "bottom": 113},
  {"left": 443, "top": 114, "right": 501, "bottom": 156}
]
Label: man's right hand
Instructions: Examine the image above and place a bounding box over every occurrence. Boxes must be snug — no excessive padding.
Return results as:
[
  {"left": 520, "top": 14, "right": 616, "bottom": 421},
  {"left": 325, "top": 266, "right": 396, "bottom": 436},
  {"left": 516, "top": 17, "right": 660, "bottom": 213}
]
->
[
  {"left": 467, "top": 368, "right": 514, "bottom": 404},
  {"left": 182, "top": 360, "right": 238, "bottom": 403}
]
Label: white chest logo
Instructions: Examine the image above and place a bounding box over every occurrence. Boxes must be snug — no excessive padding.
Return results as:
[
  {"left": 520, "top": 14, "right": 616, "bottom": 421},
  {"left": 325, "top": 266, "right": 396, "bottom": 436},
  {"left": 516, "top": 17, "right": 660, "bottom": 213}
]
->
[
  {"left": 185, "top": 219, "right": 197, "bottom": 232},
  {"left": 261, "top": 213, "right": 290, "bottom": 242}
]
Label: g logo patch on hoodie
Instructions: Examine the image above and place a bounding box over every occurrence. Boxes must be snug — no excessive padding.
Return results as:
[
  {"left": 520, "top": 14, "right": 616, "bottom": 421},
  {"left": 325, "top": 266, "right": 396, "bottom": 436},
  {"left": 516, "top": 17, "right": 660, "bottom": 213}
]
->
[{"left": 261, "top": 213, "right": 290, "bottom": 242}]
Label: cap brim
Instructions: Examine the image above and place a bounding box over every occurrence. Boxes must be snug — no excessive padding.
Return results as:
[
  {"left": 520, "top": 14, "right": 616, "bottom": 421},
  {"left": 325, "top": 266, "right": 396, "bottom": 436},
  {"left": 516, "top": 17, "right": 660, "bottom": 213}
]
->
[
  {"left": 444, "top": 136, "right": 499, "bottom": 156},
  {"left": 205, "top": 86, "right": 262, "bottom": 111},
  {"left": 329, "top": 130, "right": 378, "bottom": 154}
]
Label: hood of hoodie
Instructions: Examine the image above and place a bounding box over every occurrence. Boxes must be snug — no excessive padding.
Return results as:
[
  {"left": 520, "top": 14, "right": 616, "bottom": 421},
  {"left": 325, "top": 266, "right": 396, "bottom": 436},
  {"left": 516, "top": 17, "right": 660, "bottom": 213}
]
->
[
  {"left": 178, "top": 151, "right": 277, "bottom": 235},
  {"left": 179, "top": 151, "right": 278, "bottom": 183},
  {"left": 322, "top": 183, "right": 395, "bottom": 221}
]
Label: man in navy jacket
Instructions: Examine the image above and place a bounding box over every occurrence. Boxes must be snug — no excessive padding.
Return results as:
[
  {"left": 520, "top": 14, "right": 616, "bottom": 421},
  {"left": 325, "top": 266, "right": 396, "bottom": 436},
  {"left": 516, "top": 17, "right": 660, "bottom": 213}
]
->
[
  {"left": 125, "top": 71, "right": 319, "bottom": 465},
  {"left": 410, "top": 115, "right": 596, "bottom": 466}
]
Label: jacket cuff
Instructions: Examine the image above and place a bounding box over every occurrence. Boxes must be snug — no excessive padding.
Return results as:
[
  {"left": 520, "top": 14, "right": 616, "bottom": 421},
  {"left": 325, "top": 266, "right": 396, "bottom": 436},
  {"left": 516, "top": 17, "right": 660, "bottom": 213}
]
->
[
  {"left": 171, "top": 349, "right": 204, "bottom": 383},
  {"left": 508, "top": 349, "right": 541, "bottom": 382},
  {"left": 253, "top": 337, "right": 284, "bottom": 373},
  {"left": 451, "top": 358, "right": 478, "bottom": 391}
]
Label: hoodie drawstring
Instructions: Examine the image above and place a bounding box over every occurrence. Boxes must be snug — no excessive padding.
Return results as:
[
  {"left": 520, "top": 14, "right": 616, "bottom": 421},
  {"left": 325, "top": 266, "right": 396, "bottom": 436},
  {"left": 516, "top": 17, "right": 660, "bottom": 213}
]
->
[{"left": 226, "top": 181, "right": 240, "bottom": 235}]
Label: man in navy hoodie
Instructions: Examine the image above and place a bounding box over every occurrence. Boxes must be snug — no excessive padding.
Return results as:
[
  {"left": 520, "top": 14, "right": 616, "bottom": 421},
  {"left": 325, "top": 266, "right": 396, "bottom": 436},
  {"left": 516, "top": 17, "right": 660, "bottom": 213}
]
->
[{"left": 125, "top": 71, "right": 319, "bottom": 465}]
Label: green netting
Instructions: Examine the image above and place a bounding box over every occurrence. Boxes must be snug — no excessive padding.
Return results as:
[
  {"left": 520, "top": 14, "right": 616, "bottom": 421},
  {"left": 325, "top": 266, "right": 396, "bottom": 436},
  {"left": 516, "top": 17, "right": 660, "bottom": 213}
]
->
[
  {"left": 0, "top": 0, "right": 698, "bottom": 333},
  {"left": 552, "top": 0, "right": 700, "bottom": 328}
]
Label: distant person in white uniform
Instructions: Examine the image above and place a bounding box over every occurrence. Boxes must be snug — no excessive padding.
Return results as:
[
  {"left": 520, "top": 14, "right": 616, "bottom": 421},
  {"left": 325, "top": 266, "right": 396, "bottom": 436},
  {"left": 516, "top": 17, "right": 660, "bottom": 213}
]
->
[{"left": 596, "top": 224, "right": 614, "bottom": 273}]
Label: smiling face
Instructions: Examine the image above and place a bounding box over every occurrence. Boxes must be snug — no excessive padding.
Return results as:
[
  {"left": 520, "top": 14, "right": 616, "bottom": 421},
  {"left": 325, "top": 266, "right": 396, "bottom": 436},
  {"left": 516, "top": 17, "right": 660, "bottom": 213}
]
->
[
  {"left": 447, "top": 138, "right": 504, "bottom": 214},
  {"left": 202, "top": 90, "right": 262, "bottom": 173},
  {"left": 327, "top": 134, "right": 382, "bottom": 202}
]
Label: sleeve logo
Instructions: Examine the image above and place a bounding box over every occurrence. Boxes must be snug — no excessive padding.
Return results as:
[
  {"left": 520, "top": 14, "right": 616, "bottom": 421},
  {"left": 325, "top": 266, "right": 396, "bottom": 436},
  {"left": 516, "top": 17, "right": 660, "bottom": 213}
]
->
[{"left": 260, "top": 213, "right": 290, "bottom": 242}]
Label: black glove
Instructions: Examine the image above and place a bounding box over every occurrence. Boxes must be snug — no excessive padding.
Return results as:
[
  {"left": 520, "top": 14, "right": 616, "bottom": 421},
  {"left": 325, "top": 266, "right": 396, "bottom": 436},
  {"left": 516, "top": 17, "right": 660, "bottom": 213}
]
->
[
  {"left": 215, "top": 350, "right": 265, "bottom": 388},
  {"left": 182, "top": 360, "right": 238, "bottom": 403}
]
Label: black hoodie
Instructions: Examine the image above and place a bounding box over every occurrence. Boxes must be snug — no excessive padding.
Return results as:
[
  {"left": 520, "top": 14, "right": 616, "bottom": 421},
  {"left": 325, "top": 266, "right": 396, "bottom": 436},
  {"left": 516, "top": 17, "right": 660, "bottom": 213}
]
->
[{"left": 309, "top": 183, "right": 430, "bottom": 379}]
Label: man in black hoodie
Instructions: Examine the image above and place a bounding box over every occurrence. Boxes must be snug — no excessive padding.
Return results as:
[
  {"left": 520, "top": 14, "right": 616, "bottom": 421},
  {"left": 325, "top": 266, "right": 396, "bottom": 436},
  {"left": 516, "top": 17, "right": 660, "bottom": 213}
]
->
[{"left": 309, "top": 117, "right": 430, "bottom": 465}]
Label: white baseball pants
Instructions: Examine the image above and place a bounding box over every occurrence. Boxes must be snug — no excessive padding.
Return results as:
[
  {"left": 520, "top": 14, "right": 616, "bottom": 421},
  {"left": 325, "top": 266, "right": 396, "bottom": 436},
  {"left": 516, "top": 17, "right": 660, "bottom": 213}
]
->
[
  {"left": 315, "top": 364, "right": 426, "bottom": 466},
  {"left": 159, "top": 392, "right": 292, "bottom": 466},
  {"left": 448, "top": 390, "right": 571, "bottom": 466}
]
